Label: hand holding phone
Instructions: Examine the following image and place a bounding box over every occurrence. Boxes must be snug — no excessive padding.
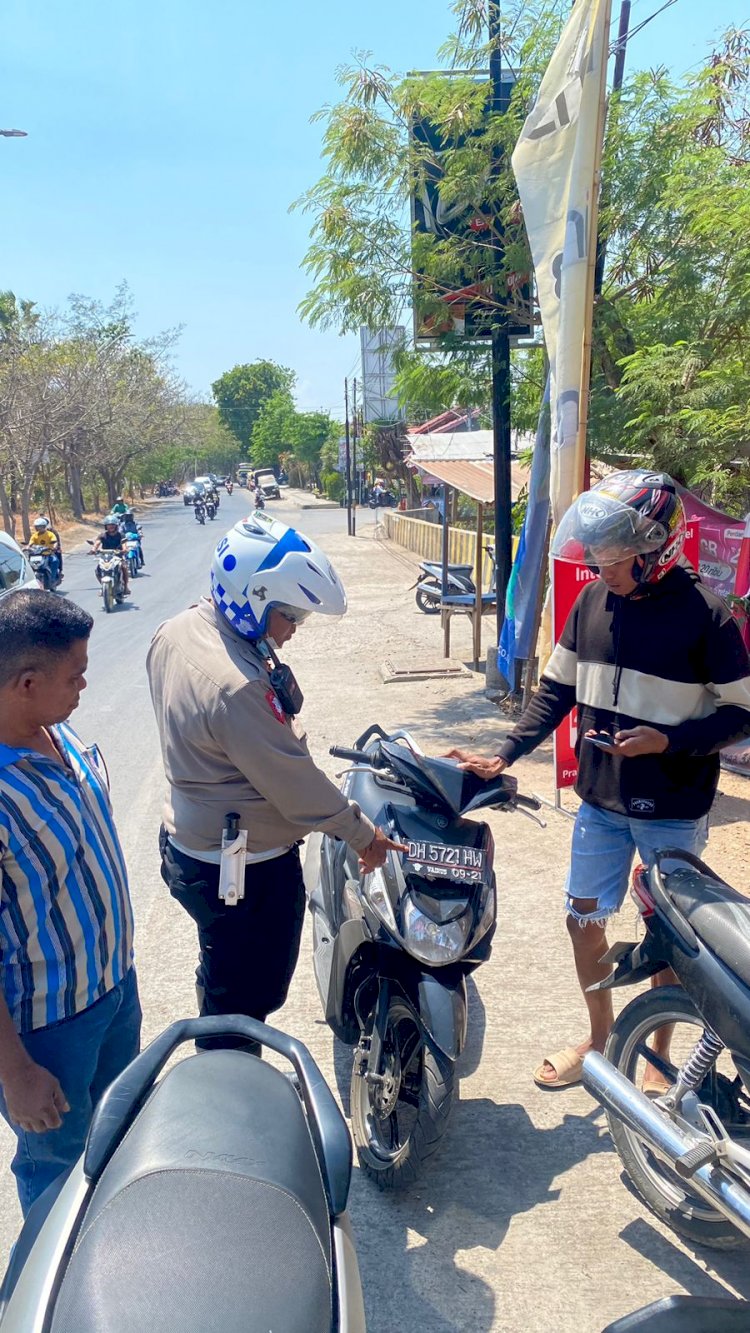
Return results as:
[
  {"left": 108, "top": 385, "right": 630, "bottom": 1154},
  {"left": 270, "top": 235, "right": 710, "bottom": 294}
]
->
[{"left": 585, "top": 730, "right": 618, "bottom": 752}]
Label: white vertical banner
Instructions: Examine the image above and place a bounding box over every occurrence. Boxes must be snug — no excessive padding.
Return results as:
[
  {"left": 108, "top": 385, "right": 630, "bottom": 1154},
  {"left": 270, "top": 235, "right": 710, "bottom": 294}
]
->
[{"left": 511, "top": 0, "right": 612, "bottom": 524}]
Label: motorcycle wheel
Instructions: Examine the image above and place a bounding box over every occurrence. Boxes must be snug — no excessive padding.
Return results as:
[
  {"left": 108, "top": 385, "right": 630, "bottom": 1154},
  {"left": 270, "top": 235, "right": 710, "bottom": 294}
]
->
[
  {"left": 129, "top": 554, "right": 138, "bottom": 578},
  {"left": 102, "top": 583, "right": 113, "bottom": 613},
  {"left": 605, "top": 985, "right": 750, "bottom": 1249},
  {"left": 350, "top": 996, "right": 455, "bottom": 1190},
  {"left": 415, "top": 579, "right": 442, "bottom": 615}
]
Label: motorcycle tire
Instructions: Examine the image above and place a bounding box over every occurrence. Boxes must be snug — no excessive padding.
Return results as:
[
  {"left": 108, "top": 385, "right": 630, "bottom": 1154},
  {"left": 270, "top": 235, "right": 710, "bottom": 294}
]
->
[
  {"left": 605, "top": 985, "right": 746, "bottom": 1250},
  {"left": 415, "top": 579, "right": 442, "bottom": 615},
  {"left": 129, "top": 555, "right": 138, "bottom": 579},
  {"left": 350, "top": 996, "right": 455, "bottom": 1190},
  {"left": 102, "top": 583, "right": 113, "bottom": 614}
]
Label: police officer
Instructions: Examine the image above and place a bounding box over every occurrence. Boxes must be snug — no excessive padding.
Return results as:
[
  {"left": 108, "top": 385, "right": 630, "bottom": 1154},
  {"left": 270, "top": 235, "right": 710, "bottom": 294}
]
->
[{"left": 147, "top": 514, "right": 404, "bottom": 1048}]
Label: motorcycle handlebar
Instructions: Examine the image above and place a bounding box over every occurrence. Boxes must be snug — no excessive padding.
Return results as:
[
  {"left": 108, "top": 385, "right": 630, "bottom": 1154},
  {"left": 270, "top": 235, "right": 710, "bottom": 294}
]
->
[
  {"left": 515, "top": 793, "right": 542, "bottom": 812},
  {"left": 329, "top": 745, "right": 384, "bottom": 768}
]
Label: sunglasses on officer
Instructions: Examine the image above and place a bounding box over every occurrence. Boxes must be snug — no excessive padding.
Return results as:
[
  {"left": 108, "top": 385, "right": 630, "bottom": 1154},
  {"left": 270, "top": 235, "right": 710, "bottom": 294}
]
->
[{"left": 274, "top": 604, "right": 312, "bottom": 626}]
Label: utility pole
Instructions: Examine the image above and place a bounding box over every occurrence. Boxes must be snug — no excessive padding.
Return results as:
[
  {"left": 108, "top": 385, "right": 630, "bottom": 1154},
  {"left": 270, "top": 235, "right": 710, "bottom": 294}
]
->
[
  {"left": 489, "top": 1, "right": 513, "bottom": 647},
  {"left": 344, "top": 377, "right": 353, "bottom": 536},
  {"left": 352, "top": 378, "right": 358, "bottom": 537}
]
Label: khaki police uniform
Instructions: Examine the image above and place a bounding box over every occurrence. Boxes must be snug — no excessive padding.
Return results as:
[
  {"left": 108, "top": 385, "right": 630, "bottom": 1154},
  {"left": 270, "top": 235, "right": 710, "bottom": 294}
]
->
[{"left": 147, "top": 597, "right": 376, "bottom": 1043}]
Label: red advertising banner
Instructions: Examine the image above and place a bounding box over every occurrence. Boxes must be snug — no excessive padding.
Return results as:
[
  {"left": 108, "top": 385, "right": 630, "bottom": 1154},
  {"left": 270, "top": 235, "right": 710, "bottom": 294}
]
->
[{"left": 551, "top": 523, "right": 701, "bottom": 790}]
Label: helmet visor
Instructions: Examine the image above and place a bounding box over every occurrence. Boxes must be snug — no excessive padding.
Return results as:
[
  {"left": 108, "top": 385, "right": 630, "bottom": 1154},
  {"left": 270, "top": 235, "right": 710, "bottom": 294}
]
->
[
  {"left": 551, "top": 493, "right": 670, "bottom": 567},
  {"left": 272, "top": 602, "right": 313, "bottom": 626}
]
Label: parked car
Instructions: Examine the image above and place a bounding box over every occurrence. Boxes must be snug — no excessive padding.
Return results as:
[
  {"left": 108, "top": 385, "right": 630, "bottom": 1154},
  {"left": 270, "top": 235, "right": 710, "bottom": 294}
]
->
[
  {"left": 252, "top": 469, "right": 281, "bottom": 500},
  {"left": 0, "top": 530, "right": 40, "bottom": 599}
]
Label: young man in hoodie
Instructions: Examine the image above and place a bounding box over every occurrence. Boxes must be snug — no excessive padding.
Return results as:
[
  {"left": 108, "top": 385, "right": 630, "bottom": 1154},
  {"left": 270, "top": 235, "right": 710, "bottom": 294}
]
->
[{"left": 450, "top": 472, "right": 750, "bottom": 1089}]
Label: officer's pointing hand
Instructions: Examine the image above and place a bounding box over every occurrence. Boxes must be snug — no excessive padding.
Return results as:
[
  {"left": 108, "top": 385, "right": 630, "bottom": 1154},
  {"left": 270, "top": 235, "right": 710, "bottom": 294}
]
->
[{"left": 359, "top": 827, "right": 409, "bottom": 873}]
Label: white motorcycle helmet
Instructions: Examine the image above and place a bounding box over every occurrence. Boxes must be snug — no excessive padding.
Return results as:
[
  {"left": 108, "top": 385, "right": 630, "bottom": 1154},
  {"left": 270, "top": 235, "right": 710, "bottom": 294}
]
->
[
  {"left": 210, "top": 513, "right": 347, "bottom": 639},
  {"left": 34, "top": 517, "right": 50, "bottom": 532}
]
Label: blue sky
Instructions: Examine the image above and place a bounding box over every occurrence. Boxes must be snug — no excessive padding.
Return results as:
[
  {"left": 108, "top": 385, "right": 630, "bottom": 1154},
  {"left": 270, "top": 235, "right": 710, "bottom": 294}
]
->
[{"left": 0, "top": 0, "right": 746, "bottom": 420}]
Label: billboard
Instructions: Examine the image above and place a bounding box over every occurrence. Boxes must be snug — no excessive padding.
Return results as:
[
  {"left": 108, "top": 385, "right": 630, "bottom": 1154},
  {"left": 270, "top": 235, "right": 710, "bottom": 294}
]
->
[
  {"left": 360, "top": 327, "right": 406, "bottom": 424},
  {"left": 409, "top": 75, "right": 534, "bottom": 344}
]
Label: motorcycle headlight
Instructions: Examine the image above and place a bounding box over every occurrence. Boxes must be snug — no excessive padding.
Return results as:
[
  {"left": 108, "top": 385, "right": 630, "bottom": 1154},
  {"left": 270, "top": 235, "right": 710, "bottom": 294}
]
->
[
  {"left": 362, "top": 867, "right": 397, "bottom": 933},
  {"left": 402, "top": 894, "right": 471, "bottom": 965}
]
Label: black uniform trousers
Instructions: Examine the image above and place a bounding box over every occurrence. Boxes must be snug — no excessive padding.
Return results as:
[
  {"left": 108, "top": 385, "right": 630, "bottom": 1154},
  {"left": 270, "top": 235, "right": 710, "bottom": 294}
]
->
[{"left": 159, "top": 827, "right": 306, "bottom": 1051}]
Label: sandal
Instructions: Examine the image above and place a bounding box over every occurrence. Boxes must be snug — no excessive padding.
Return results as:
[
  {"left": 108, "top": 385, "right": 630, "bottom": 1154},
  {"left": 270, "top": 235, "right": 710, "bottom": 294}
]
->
[{"left": 533, "top": 1046, "right": 584, "bottom": 1090}]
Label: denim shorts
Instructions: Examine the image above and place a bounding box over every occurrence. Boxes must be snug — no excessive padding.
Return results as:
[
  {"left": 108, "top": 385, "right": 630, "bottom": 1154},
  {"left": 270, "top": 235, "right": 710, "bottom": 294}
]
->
[{"left": 564, "top": 801, "right": 709, "bottom": 924}]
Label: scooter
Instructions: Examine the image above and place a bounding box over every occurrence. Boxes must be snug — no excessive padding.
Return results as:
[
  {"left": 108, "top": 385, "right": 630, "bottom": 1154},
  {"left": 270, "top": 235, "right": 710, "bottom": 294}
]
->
[
  {"left": 194, "top": 500, "right": 206, "bottom": 525},
  {"left": 205, "top": 498, "right": 216, "bottom": 521},
  {"left": 87, "top": 542, "right": 125, "bottom": 613},
  {"left": 25, "top": 547, "right": 62, "bottom": 592},
  {"left": 0, "top": 1015, "right": 365, "bottom": 1333},
  {"left": 306, "top": 724, "right": 542, "bottom": 1189},
  {"left": 412, "top": 545, "right": 496, "bottom": 614},
  {"left": 582, "top": 850, "right": 750, "bottom": 1250}
]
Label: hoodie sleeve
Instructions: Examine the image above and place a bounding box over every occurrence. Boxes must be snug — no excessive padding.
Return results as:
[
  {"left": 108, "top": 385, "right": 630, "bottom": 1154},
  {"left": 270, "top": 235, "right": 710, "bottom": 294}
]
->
[
  {"left": 497, "top": 599, "right": 579, "bottom": 765},
  {"left": 666, "top": 607, "right": 750, "bottom": 757}
]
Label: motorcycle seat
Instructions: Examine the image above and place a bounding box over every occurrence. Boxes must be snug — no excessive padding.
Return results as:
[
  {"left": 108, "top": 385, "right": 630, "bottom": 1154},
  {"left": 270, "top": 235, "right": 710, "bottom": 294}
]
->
[
  {"left": 49, "top": 1051, "right": 333, "bottom": 1333},
  {"left": 664, "top": 866, "right": 750, "bottom": 989},
  {"left": 422, "top": 561, "right": 473, "bottom": 576}
]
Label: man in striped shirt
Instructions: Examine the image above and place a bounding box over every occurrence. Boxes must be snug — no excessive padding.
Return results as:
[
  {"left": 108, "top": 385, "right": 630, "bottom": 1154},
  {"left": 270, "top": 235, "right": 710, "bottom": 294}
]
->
[{"left": 0, "top": 590, "right": 139, "bottom": 1215}]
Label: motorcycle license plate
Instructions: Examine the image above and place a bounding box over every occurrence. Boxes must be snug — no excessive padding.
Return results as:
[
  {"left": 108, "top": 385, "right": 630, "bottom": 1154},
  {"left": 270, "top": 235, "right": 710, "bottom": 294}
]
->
[{"left": 405, "top": 840, "right": 484, "bottom": 881}]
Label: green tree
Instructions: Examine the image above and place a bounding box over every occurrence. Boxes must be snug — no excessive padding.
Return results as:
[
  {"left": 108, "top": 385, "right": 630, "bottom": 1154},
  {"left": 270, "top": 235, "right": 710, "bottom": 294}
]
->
[
  {"left": 211, "top": 360, "right": 295, "bottom": 451},
  {"left": 250, "top": 389, "right": 297, "bottom": 470}
]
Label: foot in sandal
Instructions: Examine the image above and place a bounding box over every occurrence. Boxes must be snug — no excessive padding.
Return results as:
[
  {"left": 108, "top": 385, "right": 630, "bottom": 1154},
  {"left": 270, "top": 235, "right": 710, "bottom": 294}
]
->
[{"left": 533, "top": 1042, "right": 593, "bottom": 1089}]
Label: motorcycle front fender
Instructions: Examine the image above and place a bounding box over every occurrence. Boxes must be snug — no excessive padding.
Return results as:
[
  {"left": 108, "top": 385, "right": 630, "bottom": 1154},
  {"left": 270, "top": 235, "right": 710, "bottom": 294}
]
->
[{"left": 415, "top": 971, "right": 467, "bottom": 1060}]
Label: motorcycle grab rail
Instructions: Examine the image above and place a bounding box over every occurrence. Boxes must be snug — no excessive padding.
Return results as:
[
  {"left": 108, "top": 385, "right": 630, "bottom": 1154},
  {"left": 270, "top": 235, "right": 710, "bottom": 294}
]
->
[{"left": 84, "top": 1015, "right": 353, "bottom": 1217}]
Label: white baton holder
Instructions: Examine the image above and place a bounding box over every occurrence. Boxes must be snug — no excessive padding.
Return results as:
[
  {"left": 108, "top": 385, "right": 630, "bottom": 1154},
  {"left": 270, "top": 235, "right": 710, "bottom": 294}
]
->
[{"left": 218, "top": 826, "right": 248, "bottom": 907}]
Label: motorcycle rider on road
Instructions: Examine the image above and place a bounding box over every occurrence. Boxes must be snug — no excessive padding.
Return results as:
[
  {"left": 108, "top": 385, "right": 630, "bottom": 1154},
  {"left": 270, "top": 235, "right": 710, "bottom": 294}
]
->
[
  {"left": 147, "top": 514, "right": 405, "bottom": 1051},
  {"left": 28, "top": 517, "right": 63, "bottom": 583},
  {"left": 92, "top": 516, "right": 130, "bottom": 595},
  {"left": 111, "top": 496, "right": 128, "bottom": 517}
]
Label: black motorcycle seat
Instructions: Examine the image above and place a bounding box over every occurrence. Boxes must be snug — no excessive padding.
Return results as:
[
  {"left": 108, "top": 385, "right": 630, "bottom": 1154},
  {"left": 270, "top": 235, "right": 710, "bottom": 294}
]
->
[
  {"left": 664, "top": 866, "right": 750, "bottom": 989},
  {"left": 422, "top": 561, "right": 473, "bottom": 576},
  {"left": 49, "top": 1051, "right": 332, "bottom": 1333}
]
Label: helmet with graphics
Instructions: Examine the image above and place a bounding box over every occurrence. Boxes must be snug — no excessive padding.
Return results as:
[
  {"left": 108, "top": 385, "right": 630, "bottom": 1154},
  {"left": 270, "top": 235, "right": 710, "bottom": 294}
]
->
[
  {"left": 210, "top": 513, "right": 347, "bottom": 639},
  {"left": 552, "top": 470, "right": 686, "bottom": 584}
]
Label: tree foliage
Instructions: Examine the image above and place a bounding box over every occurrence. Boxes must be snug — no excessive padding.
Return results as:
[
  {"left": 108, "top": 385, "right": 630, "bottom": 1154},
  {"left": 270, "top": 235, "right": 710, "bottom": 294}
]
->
[
  {"left": 297, "top": 3, "right": 750, "bottom": 508},
  {"left": 0, "top": 284, "right": 224, "bottom": 538},
  {"left": 211, "top": 360, "right": 295, "bottom": 451}
]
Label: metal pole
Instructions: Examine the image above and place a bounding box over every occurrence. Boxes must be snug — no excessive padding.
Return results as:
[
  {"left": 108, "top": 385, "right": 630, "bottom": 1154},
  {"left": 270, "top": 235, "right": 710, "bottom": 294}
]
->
[
  {"left": 440, "top": 485, "right": 450, "bottom": 597},
  {"left": 489, "top": 1, "right": 513, "bottom": 645},
  {"left": 352, "top": 378, "right": 358, "bottom": 537},
  {"left": 344, "top": 378, "right": 352, "bottom": 536}
]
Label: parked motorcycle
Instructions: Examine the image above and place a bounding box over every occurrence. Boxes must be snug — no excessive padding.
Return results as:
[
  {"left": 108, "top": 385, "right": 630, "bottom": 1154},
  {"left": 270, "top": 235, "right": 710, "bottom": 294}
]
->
[
  {"left": 413, "top": 545, "right": 497, "bottom": 615},
  {"left": 0, "top": 1015, "right": 365, "bottom": 1333},
  {"left": 582, "top": 850, "right": 750, "bottom": 1250},
  {"left": 194, "top": 500, "right": 206, "bottom": 525},
  {"left": 306, "top": 724, "right": 542, "bottom": 1189},
  {"left": 368, "top": 489, "right": 397, "bottom": 509},
  {"left": 25, "top": 547, "right": 62, "bottom": 592},
  {"left": 87, "top": 543, "right": 125, "bottom": 613}
]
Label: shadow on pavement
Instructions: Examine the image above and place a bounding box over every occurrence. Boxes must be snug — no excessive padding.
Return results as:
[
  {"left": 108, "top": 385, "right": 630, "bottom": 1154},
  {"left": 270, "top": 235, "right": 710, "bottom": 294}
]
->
[
  {"left": 349, "top": 1096, "right": 610, "bottom": 1333},
  {"left": 619, "top": 1216, "right": 750, "bottom": 1301}
]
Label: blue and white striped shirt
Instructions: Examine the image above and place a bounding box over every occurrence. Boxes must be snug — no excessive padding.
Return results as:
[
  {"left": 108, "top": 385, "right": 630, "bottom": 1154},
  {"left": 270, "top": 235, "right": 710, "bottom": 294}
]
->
[{"left": 0, "top": 722, "right": 134, "bottom": 1032}]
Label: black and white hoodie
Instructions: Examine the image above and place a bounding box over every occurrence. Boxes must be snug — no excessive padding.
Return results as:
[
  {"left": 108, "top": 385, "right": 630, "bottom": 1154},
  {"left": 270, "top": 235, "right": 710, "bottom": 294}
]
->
[{"left": 498, "top": 567, "right": 750, "bottom": 820}]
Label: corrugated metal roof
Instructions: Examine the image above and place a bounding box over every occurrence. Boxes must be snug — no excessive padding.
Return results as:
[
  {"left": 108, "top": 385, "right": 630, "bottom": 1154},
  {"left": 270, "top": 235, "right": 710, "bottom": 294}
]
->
[{"left": 412, "top": 459, "right": 524, "bottom": 504}]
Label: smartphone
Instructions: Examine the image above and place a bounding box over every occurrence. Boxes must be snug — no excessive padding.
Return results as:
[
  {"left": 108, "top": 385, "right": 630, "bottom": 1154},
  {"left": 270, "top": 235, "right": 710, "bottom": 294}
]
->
[{"left": 585, "top": 731, "right": 618, "bottom": 752}]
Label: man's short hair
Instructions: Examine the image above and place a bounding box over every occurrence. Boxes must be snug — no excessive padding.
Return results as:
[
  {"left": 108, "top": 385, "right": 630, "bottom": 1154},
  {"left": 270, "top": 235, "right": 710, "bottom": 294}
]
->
[{"left": 0, "top": 591, "right": 93, "bottom": 688}]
